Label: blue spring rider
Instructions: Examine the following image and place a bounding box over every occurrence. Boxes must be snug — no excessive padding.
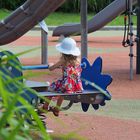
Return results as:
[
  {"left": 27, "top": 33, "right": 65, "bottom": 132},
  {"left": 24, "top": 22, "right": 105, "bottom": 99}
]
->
[{"left": 0, "top": 51, "right": 112, "bottom": 113}]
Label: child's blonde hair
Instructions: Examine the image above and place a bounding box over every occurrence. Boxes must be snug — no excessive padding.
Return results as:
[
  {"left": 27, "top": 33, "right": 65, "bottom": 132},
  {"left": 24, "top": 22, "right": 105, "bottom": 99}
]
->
[{"left": 61, "top": 53, "right": 79, "bottom": 67}]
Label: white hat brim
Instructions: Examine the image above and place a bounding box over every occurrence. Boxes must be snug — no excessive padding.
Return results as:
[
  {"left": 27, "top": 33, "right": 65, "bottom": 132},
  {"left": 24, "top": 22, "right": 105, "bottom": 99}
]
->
[{"left": 56, "top": 43, "right": 80, "bottom": 56}]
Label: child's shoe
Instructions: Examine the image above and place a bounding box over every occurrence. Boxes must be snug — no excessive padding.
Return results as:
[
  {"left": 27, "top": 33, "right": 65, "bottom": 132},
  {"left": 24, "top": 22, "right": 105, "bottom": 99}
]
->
[{"left": 49, "top": 106, "right": 59, "bottom": 117}]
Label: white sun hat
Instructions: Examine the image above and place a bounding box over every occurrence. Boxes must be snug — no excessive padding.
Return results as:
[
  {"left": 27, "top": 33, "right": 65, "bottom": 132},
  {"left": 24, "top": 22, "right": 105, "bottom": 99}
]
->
[{"left": 56, "top": 37, "right": 80, "bottom": 56}]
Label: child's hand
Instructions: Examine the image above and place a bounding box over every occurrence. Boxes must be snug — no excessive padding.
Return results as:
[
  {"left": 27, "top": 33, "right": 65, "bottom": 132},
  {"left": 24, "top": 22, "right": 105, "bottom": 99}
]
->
[
  {"left": 48, "top": 63, "right": 54, "bottom": 71},
  {"left": 48, "top": 60, "right": 62, "bottom": 71},
  {"left": 49, "top": 63, "right": 54, "bottom": 67}
]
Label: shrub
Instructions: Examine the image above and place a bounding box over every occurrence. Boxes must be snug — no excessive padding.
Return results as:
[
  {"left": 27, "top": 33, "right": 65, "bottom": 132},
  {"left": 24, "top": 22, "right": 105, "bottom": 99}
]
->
[
  {"left": 0, "top": 0, "right": 26, "bottom": 10},
  {"left": 0, "top": 0, "right": 115, "bottom": 13},
  {"left": 0, "top": 51, "right": 50, "bottom": 140},
  {"left": 57, "top": 0, "right": 115, "bottom": 13}
]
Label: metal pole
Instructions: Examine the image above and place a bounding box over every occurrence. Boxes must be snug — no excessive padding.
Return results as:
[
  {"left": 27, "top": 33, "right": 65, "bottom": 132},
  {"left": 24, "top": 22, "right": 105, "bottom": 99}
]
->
[
  {"left": 129, "top": 0, "right": 134, "bottom": 80},
  {"left": 80, "top": 0, "right": 88, "bottom": 58},
  {"left": 41, "top": 29, "right": 48, "bottom": 64},
  {"left": 136, "top": 0, "right": 140, "bottom": 74}
]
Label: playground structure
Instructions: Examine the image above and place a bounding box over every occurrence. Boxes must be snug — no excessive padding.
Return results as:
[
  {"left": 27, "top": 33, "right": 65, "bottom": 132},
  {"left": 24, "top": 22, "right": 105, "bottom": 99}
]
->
[
  {"left": 0, "top": 51, "right": 112, "bottom": 112},
  {"left": 0, "top": 0, "right": 137, "bottom": 45},
  {"left": 53, "top": 0, "right": 137, "bottom": 36},
  {"left": 0, "top": 0, "right": 139, "bottom": 130},
  {"left": 0, "top": 0, "right": 139, "bottom": 79}
]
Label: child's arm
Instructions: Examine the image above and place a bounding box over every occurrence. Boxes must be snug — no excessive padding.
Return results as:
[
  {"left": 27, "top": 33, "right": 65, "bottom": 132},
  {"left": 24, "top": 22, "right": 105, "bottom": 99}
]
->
[{"left": 49, "top": 60, "right": 63, "bottom": 71}]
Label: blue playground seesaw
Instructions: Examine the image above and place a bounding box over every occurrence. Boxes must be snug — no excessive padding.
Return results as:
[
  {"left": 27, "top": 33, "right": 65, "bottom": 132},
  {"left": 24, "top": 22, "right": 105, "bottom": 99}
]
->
[{"left": 0, "top": 51, "right": 112, "bottom": 112}]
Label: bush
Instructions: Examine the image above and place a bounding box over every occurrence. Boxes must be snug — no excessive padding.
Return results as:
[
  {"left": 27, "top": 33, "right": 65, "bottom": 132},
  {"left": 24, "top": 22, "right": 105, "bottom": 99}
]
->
[
  {"left": 57, "top": 0, "right": 80, "bottom": 13},
  {"left": 0, "top": 0, "right": 26, "bottom": 10},
  {"left": 0, "top": 0, "right": 115, "bottom": 13},
  {"left": 0, "top": 51, "right": 50, "bottom": 140},
  {"left": 57, "top": 0, "right": 115, "bottom": 13},
  {"left": 92, "top": 0, "right": 115, "bottom": 13}
]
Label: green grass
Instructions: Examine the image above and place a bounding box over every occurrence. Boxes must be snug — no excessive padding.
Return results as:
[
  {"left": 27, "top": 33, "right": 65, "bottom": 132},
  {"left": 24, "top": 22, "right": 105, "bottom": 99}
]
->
[
  {"left": 0, "top": 9, "right": 11, "bottom": 19},
  {"left": 45, "top": 12, "right": 137, "bottom": 26},
  {"left": 0, "top": 9, "right": 137, "bottom": 26}
]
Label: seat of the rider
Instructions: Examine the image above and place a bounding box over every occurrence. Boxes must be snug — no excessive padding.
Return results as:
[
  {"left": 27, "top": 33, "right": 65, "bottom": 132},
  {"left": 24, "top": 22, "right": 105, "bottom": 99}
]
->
[
  {"left": 37, "top": 90, "right": 104, "bottom": 105},
  {"left": 25, "top": 80, "right": 49, "bottom": 87},
  {"left": 37, "top": 90, "right": 101, "bottom": 97},
  {"left": 25, "top": 80, "right": 101, "bottom": 96},
  {"left": 25, "top": 80, "right": 49, "bottom": 92},
  {"left": 25, "top": 80, "right": 111, "bottom": 101}
]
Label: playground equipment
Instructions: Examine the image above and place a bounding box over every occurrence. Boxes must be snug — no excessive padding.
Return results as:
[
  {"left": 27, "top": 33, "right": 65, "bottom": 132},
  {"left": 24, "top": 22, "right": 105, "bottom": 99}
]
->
[
  {"left": 52, "top": 0, "right": 137, "bottom": 80},
  {"left": 0, "top": 0, "right": 114, "bottom": 130},
  {"left": 137, "top": 0, "right": 140, "bottom": 74},
  {"left": 1, "top": 0, "right": 140, "bottom": 116},
  {"left": 52, "top": 0, "right": 137, "bottom": 36},
  {"left": 0, "top": 0, "right": 137, "bottom": 46},
  {"left": 0, "top": 0, "right": 65, "bottom": 45},
  {"left": 39, "top": 20, "right": 49, "bottom": 64},
  {"left": 122, "top": 0, "right": 136, "bottom": 80},
  {"left": 0, "top": 51, "right": 112, "bottom": 112},
  {"left": 0, "top": 0, "right": 139, "bottom": 76}
]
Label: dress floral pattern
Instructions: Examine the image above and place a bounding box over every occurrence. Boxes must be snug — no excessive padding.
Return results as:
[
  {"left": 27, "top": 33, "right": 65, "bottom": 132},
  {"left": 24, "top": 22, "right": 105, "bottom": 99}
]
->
[{"left": 50, "top": 64, "right": 83, "bottom": 93}]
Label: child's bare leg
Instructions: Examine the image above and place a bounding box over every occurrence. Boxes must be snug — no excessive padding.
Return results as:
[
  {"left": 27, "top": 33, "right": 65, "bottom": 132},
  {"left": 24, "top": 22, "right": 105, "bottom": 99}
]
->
[
  {"left": 43, "top": 86, "right": 53, "bottom": 110},
  {"left": 52, "top": 96, "right": 64, "bottom": 117},
  {"left": 56, "top": 96, "right": 64, "bottom": 109}
]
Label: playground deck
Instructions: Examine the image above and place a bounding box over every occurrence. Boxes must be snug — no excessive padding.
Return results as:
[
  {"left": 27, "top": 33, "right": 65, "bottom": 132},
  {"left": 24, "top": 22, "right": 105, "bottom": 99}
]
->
[{"left": 1, "top": 29, "right": 140, "bottom": 140}]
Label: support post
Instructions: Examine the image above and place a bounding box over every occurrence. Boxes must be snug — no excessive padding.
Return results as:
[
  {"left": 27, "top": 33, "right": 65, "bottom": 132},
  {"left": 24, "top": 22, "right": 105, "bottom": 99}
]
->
[
  {"left": 80, "top": 0, "right": 88, "bottom": 58},
  {"left": 129, "top": 0, "right": 134, "bottom": 80},
  {"left": 136, "top": 0, "right": 140, "bottom": 74},
  {"left": 41, "top": 29, "right": 48, "bottom": 64}
]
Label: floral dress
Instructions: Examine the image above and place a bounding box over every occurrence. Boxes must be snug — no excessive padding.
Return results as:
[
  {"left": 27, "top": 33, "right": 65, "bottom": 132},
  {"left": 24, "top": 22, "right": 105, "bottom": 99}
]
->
[{"left": 50, "top": 64, "right": 83, "bottom": 93}]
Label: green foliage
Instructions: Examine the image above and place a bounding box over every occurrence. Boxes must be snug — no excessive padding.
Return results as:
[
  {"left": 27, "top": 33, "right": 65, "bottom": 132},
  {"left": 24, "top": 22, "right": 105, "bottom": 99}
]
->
[
  {"left": 0, "top": 0, "right": 116, "bottom": 13},
  {"left": 92, "top": 0, "right": 114, "bottom": 13},
  {"left": 57, "top": 0, "right": 80, "bottom": 13},
  {"left": 0, "top": 51, "right": 51, "bottom": 140},
  {"left": 57, "top": 0, "right": 115, "bottom": 13},
  {"left": 0, "top": 50, "right": 85, "bottom": 140},
  {"left": 0, "top": 0, "right": 26, "bottom": 10}
]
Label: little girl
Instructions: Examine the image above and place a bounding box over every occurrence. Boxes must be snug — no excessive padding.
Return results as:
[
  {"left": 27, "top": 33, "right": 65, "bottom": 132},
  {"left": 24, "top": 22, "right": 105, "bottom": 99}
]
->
[{"left": 43, "top": 37, "right": 83, "bottom": 116}]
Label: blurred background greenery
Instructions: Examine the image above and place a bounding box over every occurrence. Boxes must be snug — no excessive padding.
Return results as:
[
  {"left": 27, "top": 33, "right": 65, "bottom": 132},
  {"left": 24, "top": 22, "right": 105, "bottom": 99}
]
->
[{"left": 0, "top": 0, "right": 114, "bottom": 13}]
